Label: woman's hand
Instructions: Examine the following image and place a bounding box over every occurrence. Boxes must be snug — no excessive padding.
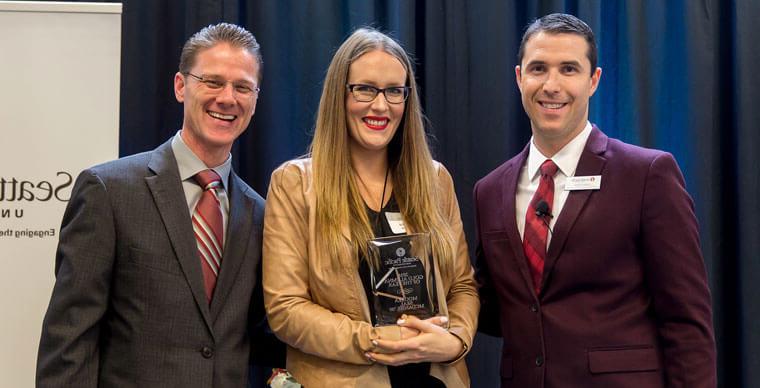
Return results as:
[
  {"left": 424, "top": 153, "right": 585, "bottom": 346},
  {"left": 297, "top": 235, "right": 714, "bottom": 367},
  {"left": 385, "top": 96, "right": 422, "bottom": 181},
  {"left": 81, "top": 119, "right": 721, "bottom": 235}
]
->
[
  {"left": 398, "top": 315, "right": 447, "bottom": 339},
  {"left": 366, "top": 315, "right": 464, "bottom": 366}
]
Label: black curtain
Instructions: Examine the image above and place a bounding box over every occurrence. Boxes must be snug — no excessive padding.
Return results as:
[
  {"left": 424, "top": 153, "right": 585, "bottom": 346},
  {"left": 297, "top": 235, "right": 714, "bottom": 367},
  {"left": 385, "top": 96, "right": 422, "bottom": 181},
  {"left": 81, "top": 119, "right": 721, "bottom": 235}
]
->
[{"left": 44, "top": 0, "right": 760, "bottom": 386}]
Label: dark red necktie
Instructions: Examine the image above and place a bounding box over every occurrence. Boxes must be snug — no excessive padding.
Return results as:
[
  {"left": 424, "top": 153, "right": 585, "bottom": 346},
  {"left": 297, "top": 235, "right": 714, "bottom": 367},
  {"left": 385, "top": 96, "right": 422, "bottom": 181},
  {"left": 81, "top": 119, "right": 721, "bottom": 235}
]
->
[
  {"left": 523, "top": 159, "right": 558, "bottom": 295},
  {"left": 193, "top": 169, "right": 224, "bottom": 303}
]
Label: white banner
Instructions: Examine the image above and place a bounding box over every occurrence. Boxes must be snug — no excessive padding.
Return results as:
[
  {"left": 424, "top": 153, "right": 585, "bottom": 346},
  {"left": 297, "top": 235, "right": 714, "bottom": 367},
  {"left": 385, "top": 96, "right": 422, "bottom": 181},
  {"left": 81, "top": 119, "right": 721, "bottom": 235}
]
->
[{"left": 0, "top": 2, "right": 122, "bottom": 386}]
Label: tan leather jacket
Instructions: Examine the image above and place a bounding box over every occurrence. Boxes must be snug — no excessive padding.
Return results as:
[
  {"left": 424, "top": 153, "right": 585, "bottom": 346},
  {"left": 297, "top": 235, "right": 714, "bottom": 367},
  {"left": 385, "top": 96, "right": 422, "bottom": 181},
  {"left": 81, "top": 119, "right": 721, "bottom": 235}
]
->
[{"left": 263, "top": 158, "right": 479, "bottom": 387}]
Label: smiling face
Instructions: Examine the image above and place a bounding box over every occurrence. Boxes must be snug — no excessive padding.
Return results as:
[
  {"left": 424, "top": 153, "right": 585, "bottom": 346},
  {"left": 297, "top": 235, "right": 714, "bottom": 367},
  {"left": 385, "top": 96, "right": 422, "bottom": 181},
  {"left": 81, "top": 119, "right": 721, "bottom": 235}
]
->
[
  {"left": 174, "top": 42, "right": 259, "bottom": 166},
  {"left": 516, "top": 31, "right": 601, "bottom": 155},
  {"left": 345, "top": 50, "right": 407, "bottom": 158}
]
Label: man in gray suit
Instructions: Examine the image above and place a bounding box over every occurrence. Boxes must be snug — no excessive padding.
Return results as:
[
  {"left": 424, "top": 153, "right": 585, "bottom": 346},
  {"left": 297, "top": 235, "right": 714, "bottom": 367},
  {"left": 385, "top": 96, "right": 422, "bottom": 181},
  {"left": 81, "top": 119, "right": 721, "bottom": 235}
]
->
[{"left": 37, "top": 23, "right": 268, "bottom": 387}]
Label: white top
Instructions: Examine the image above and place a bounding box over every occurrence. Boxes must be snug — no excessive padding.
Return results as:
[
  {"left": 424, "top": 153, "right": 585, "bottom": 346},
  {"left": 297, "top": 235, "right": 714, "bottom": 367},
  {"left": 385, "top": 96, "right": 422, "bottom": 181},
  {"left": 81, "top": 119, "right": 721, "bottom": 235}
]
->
[{"left": 516, "top": 121, "right": 593, "bottom": 246}]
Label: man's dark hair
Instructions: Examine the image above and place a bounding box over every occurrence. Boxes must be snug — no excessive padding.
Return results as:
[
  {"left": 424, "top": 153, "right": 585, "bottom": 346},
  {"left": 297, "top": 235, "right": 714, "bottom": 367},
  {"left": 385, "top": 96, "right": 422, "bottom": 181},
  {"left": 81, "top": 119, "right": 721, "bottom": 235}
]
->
[{"left": 517, "top": 13, "right": 597, "bottom": 75}]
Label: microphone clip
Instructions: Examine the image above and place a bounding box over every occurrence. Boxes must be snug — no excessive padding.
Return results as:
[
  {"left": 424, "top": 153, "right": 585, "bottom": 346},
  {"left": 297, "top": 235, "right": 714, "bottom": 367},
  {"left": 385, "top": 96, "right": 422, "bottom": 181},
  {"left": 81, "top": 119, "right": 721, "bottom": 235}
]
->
[
  {"left": 534, "top": 200, "right": 554, "bottom": 236},
  {"left": 534, "top": 200, "right": 553, "bottom": 219}
]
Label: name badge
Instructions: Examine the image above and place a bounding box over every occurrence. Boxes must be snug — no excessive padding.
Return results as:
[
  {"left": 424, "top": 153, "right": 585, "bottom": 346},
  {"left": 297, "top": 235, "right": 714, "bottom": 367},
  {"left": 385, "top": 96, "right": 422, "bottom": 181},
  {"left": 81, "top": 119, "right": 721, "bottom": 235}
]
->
[
  {"left": 384, "top": 212, "right": 407, "bottom": 234},
  {"left": 565, "top": 175, "right": 601, "bottom": 191}
]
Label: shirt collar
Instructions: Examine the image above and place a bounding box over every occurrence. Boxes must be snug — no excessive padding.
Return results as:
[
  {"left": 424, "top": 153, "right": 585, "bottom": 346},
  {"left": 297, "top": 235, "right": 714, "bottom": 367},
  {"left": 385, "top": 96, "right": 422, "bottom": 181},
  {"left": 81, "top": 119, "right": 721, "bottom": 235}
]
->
[
  {"left": 171, "top": 131, "right": 231, "bottom": 190},
  {"left": 527, "top": 121, "right": 593, "bottom": 180}
]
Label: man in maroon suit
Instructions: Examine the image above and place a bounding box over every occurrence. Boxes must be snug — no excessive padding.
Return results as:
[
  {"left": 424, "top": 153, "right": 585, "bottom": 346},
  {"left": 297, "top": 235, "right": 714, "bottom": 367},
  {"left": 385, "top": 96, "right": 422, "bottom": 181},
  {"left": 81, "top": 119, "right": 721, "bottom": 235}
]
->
[{"left": 474, "top": 13, "right": 716, "bottom": 387}]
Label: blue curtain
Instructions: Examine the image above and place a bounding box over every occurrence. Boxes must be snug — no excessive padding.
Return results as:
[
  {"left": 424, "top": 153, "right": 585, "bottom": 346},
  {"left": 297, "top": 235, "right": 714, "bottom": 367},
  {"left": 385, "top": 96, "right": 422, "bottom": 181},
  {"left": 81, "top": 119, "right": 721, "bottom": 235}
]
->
[{"left": 58, "top": 0, "right": 760, "bottom": 386}]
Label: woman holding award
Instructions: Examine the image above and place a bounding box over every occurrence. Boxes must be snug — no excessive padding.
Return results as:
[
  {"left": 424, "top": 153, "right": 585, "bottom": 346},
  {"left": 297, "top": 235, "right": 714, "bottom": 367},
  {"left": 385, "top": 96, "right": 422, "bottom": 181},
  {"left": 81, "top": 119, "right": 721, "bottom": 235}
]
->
[{"left": 263, "top": 27, "right": 479, "bottom": 387}]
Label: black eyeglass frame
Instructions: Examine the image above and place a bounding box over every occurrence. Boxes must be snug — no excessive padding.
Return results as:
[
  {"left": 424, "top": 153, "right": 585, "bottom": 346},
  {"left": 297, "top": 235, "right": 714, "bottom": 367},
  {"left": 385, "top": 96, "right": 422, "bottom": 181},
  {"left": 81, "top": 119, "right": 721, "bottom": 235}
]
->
[{"left": 346, "top": 83, "right": 410, "bottom": 104}]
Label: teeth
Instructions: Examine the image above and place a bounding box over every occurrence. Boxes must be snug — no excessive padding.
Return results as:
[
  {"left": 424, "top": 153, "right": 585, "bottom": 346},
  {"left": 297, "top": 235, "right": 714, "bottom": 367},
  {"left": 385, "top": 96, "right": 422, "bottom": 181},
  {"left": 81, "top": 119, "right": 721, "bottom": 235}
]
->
[
  {"left": 208, "top": 111, "right": 236, "bottom": 121},
  {"left": 365, "top": 118, "right": 388, "bottom": 126},
  {"left": 541, "top": 102, "right": 565, "bottom": 109}
]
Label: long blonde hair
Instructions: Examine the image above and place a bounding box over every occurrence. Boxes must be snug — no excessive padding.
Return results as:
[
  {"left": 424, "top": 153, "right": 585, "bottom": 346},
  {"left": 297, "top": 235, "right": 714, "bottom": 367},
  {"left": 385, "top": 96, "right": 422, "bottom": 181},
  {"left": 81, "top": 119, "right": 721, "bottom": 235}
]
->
[{"left": 310, "top": 27, "right": 455, "bottom": 279}]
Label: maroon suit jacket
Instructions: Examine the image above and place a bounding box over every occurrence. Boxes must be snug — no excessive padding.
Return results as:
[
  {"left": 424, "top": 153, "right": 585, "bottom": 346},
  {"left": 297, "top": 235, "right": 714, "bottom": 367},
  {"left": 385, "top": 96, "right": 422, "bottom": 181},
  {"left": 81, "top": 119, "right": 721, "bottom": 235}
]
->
[{"left": 474, "top": 127, "right": 716, "bottom": 388}]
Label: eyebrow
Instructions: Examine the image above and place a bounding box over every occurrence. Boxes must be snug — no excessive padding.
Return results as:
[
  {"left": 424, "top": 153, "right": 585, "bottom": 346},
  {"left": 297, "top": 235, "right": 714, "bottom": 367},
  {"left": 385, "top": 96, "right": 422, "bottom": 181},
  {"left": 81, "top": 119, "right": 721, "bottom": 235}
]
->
[
  {"left": 525, "top": 60, "right": 544, "bottom": 66},
  {"left": 560, "top": 60, "right": 583, "bottom": 67},
  {"left": 524, "top": 59, "right": 583, "bottom": 67},
  {"left": 201, "top": 73, "right": 256, "bottom": 84},
  {"left": 349, "top": 80, "right": 406, "bottom": 86}
]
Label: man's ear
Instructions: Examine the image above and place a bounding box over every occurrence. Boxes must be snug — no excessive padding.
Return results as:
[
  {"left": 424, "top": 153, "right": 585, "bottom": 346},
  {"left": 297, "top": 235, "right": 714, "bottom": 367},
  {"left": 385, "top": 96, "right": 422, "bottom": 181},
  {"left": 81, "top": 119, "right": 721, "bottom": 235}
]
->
[
  {"left": 589, "top": 67, "right": 602, "bottom": 96},
  {"left": 515, "top": 65, "right": 523, "bottom": 91},
  {"left": 174, "top": 72, "right": 186, "bottom": 103}
]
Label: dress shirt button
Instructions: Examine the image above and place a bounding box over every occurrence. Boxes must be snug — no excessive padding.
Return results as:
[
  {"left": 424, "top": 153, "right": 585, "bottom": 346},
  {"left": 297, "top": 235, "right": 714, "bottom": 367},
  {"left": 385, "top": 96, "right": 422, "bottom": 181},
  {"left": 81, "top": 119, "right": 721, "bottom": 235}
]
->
[
  {"left": 529, "top": 304, "right": 538, "bottom": 312},
  {"left": 535, "top": 355, "right": 544, "bottom": 366},
  {"left": 201, "top": 346, "right": 214, "bottom": 359}
]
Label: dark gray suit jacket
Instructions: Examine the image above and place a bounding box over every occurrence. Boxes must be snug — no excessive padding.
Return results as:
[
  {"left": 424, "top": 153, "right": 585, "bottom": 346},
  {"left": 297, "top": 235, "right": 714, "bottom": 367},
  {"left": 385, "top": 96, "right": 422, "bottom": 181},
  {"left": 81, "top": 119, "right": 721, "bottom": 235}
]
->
[{"left": 37, "top": 139, "right": 266, "bottom": 387}]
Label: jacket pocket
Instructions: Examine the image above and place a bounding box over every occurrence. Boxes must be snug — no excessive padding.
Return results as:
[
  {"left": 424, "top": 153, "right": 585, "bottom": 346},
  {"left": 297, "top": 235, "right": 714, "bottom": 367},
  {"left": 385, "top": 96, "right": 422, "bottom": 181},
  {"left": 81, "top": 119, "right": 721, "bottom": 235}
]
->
[
  {"left": 483, "top": 230, "right": 509, "bottom": 241},
  {"left": 126, "top": 245, "right": 182, "bottom": 276},
  {"left": 587, "top": 345, "right": 660, "bottom": 374}
]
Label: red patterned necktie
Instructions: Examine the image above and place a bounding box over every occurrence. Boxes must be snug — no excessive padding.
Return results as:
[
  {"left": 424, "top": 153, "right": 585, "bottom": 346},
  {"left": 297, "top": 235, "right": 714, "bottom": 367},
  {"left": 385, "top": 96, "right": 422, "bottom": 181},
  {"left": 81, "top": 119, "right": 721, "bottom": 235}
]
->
[
  {"left": 193, "top": 169, "right": 224, "bottom": 303},
  {"left": 523, "top": 159, "right": 558, "bottom": 295}
]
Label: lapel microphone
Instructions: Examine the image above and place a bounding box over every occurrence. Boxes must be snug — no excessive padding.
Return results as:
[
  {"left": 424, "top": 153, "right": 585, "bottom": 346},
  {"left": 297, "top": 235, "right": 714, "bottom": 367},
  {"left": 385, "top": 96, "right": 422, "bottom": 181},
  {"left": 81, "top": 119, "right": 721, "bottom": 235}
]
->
[{"left": 535, "top": 200, "right": 554, "bottom": 236}]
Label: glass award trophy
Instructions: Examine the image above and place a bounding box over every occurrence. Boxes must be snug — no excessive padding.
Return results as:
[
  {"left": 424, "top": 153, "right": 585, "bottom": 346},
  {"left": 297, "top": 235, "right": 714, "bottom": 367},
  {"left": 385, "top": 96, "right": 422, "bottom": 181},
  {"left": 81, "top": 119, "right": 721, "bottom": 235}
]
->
[{"left": 367, "top": 233, "right": 441, "bottom": 326}]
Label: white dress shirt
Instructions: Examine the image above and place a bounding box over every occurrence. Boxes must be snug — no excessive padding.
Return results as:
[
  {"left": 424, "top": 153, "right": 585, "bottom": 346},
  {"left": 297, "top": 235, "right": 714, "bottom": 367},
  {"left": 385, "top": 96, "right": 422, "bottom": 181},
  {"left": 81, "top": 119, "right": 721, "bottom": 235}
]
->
[
  {"left": 516, "top": 122, "right": 593, "bottom": 246},
  {"left": 171, "top": 131, "right": 232, "bottom": 245}
]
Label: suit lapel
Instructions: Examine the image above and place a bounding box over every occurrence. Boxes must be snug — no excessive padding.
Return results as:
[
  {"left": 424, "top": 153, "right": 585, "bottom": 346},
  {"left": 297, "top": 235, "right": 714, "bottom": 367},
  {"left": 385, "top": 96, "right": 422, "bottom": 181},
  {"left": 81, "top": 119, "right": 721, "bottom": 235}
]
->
[
  {"left": 145, "top": 141, "right": 214, "bottom": 335},
  {"left": 210, "top": 173, "right": 256, "bottom": 319},
  {"left": 542, "top": 127, "right": 608, "bottom": 290},
  {"left": 502, "top": 146, "right": 539, "bottom": 299}
]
